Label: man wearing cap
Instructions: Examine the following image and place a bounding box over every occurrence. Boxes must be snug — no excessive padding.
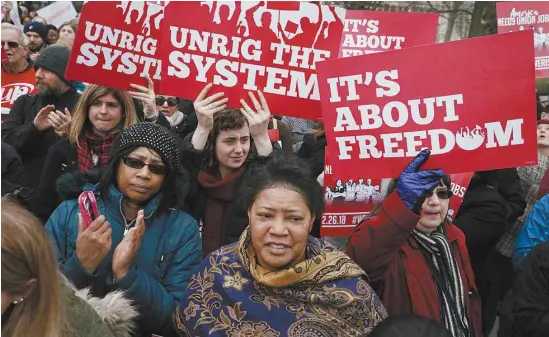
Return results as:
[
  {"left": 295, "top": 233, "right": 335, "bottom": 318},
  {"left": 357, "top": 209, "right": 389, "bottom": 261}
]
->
[
  {"left": 23, "top": 21, "right": 47, "bottom": 61},
  {"left": 1, "top": 44, "right": 80, "bottom": 194}
]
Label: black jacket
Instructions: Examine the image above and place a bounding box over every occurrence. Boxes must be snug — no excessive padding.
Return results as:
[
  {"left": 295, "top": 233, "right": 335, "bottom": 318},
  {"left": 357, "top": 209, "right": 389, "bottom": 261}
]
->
[
  {"left": 454, "top": 168, "right": 525, "bottom": 273},
  {"left": 1, "top": 142, "right": 25, "bottom": 196},
  {"left": 1, "top": 89, "right": 80, "bottom": 190},
  {"left": 296, "top": 133, "right": 326, "bottom": 179},
  {"left": 33, "top": 138, "right": 78, "bottom": 222},
  {"left": 513, "top": 241, "right": 549, "bottom": 337},
  {"left": 171, "top": 112, "right": 197, "bottom": 144}
]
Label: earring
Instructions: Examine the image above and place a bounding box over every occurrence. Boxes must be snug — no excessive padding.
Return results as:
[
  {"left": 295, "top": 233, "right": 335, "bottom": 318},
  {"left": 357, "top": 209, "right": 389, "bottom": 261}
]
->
[{"left": 12, "top": 297, "right": 25, "bottom": 304}]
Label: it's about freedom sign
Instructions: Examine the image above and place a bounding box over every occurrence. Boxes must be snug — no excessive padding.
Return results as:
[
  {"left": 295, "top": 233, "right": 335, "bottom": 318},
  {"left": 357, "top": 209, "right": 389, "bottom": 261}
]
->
[{"left": 316, "top": 30, "right": 538, "bottom": 180}]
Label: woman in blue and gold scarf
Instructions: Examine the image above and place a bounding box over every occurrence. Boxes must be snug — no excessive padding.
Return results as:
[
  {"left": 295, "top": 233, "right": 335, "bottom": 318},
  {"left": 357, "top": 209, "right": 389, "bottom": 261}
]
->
[{"left": 175, "top": 154, "right": 387, "bottom": 337}]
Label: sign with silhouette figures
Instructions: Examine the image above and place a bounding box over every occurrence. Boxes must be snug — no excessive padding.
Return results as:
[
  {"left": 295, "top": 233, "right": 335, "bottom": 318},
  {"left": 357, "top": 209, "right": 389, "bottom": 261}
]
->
[
  {"left": 316, "top": 30, "right": 538, "bottom": 180},
  {"left": 66, "top": 1, "right": 345, "bottom": 120}
]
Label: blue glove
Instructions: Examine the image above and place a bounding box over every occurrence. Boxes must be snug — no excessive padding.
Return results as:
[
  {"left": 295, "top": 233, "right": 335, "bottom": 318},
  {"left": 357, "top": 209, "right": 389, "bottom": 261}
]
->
[{"left": 396, "top": 149, "right": 444, "bottom": 214}]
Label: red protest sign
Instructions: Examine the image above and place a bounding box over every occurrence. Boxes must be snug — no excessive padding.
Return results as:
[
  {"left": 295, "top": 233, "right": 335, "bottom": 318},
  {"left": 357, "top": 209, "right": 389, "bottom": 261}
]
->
[
  {"left": 160, "top": 1, "right": 345, "bottom": 120},
  {"left": 66, "top": 1, "right": 345, "bottom": 120},
  {"left": 496, "top": 1, "right": 549, "bottom": 78},
  {"left": 316, "top": 31, "right": 538, "bottom": 181},
  {"left": 320, "top": 163, "right": 473, "bottom": 237},
  {"left": 65, "top": 1, "right": 165, "bottom": 92},
  {"left": 339, "top": 10, "right": 439, "bottom": 57}
]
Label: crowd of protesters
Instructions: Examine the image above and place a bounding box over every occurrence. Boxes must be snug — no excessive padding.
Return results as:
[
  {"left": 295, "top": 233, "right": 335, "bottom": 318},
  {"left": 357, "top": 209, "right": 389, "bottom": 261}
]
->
[{"left": 2, "top": 3, "right": 549, "bottom": 337}]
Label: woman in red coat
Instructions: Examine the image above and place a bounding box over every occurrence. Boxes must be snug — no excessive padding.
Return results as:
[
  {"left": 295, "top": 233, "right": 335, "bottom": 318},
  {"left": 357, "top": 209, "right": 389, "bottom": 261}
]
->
[{"left": 347, "top": 150, "right": 482, "bottom": 337}]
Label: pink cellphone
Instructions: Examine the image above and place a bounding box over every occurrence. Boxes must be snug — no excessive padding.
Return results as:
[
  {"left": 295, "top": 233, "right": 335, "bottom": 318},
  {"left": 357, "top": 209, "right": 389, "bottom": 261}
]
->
[{"left": 78, "top": 191, "right": 99, "bottom": 229}]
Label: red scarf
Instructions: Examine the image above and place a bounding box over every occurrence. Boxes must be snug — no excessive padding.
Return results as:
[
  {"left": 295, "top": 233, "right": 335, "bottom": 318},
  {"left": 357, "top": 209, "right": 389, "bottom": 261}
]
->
[
  {"left": 77, "top": 129, "right": 120, "bottom": 171},
  {"left": 197, "top": 166, "right": 246, "bottom": 257}
]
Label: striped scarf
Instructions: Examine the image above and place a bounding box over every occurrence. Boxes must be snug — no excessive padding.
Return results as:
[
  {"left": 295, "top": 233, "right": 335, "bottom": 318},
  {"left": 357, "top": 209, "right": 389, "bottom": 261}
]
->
[{"left": 412, "top": 227, "right": 470, "bottom": 337}]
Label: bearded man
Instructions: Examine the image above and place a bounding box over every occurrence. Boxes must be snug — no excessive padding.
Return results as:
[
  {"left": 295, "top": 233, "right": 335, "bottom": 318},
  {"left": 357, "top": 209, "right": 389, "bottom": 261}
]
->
[{"left": 1, "top": 45, "right": 79, "bottom": 191}]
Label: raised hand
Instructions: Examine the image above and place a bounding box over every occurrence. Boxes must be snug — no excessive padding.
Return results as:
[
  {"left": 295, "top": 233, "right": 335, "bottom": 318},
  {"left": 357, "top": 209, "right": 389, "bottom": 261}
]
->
[
  {"left": 129, "top": 74, "right": 157, "bottom": 119},
  {"left": 396, "top": 149, "right": 444, "bottom": 214},
  {"left": 33, "top": 104, "right": 55, "bottom": 131},
  {"left": 112, "top": 210, "right": 146, "bottom": 280},
  {"left": 75, "top": 214, "right": 112, "bottom": 274},
  {"left": 240, "top": 90, "right": 271, "bottom": 139},
  {"left": 48, "top": 108, "right": 72, "bottom": 137},
  {"left": 193, "top": 83, "right": 228, "bottom": 132}
]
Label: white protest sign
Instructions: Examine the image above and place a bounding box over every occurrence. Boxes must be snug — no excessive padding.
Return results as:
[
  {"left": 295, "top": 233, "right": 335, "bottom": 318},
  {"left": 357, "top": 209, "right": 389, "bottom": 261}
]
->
[{"left": 37, "top": 1, "right": 77, "bottom": 27}]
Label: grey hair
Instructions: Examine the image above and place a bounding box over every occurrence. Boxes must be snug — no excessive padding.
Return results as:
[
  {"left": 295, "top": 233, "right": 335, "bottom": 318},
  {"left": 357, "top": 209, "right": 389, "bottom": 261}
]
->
[{"left": 1, "top": 23, "right": 29, "bottom": 46}]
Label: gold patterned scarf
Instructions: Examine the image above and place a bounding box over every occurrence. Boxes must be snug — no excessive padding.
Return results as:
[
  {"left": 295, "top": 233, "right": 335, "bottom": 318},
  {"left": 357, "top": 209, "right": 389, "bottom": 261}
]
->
[{"left": 237, "top": 227, "right": 365, "bottom": 288}]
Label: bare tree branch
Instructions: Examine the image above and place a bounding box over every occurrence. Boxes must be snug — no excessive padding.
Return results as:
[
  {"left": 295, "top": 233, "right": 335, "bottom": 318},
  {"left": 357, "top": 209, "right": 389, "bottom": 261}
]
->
[{"left": 426, "top": 1, "right": 473, "bottom": 15}]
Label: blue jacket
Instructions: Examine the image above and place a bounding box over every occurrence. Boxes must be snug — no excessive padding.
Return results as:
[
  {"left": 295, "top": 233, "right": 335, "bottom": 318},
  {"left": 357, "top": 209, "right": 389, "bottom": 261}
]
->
[
  {"left": 45, "top": 177, "right": 201, "bottom": 337},
  {"left": 513, "top": 194, "right": 549, "bottom": 269}
]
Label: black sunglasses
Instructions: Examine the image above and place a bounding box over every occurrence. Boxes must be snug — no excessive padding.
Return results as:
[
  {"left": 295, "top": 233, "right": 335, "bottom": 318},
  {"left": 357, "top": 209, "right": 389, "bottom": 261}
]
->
[
  {"left": 122, "top": 156, "right": 166, "bottom": 175},
  {"left": 425, "top": 189, "right": 453, "bottom": 200},
  {"left": 2, "top": 41, "right": 19, "bottom": 49},
  {"left": 155, "top": 97, "right": 178, "bottom": 107}
]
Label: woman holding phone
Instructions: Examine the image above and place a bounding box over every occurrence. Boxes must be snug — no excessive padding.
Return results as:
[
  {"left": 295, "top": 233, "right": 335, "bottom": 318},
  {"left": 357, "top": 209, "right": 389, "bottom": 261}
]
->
[
  {"left": 33, "top": 76, "right": 161, "bottom": 223},
  {"left": 45, "top": 122, "right": 201, "bottom": 337}
]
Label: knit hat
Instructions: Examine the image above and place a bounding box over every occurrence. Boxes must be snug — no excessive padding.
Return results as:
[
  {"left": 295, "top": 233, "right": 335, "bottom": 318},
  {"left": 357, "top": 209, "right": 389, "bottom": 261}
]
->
[
  {"left": 538, "top": 119, "right": 549, "bottom": 126},
  {"left": 34, "top": 45, "right": 72, "bottom": 85},
  {"left": 23, "top": 22, "right": 47, "bottom": 42},
  {"left": 110, "top": 122, "right": 181, "bottom": 173}
]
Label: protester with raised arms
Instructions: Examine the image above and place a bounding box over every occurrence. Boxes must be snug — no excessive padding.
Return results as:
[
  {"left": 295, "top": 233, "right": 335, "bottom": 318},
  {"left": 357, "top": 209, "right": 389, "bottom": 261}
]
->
[
  {"left": 347, "top": 149, "right": 482, "bottom": 337},
  {"left": 45, "top": 122, "right": 201, "bottom": 337},
  {"left": 182, "top": 84, "right": 274, "bottom": 257}
]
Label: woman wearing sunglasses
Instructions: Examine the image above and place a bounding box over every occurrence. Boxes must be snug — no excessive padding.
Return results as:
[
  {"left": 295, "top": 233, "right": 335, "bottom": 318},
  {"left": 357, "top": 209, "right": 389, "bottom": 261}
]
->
[
  {"left": 155, "top": 95, "right": 197, "bottom": 142},
  {"left": 45, "top": 122, "right": 201, "bottom": 337},
  {"left": 33, "top": 79, "right": 167, "bottom": 222},
  {"left": 346, "top": 149, "right": 482, "bottom": 337}
]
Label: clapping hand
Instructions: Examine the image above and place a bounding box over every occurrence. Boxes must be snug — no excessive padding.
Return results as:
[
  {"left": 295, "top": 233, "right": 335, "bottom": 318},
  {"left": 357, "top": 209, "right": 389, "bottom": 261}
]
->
[
  {"left": 112, "top": 210, "right": 146, "bottom": 280},
  {"left": 48, "top": 108, "right": 72, "bottom": 136}
]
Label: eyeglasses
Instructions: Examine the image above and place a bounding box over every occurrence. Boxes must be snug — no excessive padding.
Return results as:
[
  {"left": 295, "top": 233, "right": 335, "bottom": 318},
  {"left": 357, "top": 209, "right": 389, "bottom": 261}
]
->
[
  {"left": 425, "top": 189, "right": 453, "bottom": 200},
  {"left": 155, "top": 97, "right": 178, "bottom": 107},
  {"left": 122, "top": 156, "right": 166, "bottom": 175},
  {"left": 2, "top": 41, "right": 20, "bottom": 49}
]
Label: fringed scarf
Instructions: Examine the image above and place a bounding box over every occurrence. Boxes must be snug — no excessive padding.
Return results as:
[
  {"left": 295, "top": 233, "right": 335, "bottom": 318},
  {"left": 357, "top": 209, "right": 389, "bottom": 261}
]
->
[
  {"left": 411, "top": 227, "right": 470, "bottom": 337},
  {"left": 77, "top": 129, "right": 120, "bottom": 171},
  {"left": 175, "top": 228, "right": 388, "bottom": 337}
]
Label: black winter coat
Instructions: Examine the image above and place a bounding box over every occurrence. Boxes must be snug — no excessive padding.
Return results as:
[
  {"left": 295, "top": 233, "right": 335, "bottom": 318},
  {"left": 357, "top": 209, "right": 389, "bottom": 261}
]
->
[
  {"left": 454, "top": 168, "right": 525, "bottom": 273},
  {"left": 1, "top": 142, "right": 25, "bottom": 196},
  {"left": 513, "top": 241, "right": 549, "bottom": 337},
  {"left": 33, "top": 138, "right": 78, "bottom": 222},
  {"left": 296, "top": 133, "right": 326, "bottom": 179},
  {"left": 1, "top": 89, "right": 80, "bottom": 190}
]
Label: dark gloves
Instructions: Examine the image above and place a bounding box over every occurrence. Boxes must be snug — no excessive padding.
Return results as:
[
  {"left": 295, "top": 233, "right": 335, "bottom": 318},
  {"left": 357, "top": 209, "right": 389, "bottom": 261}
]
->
[{"left": 396, "top": 149, "right": 444, "bottom": 214}]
